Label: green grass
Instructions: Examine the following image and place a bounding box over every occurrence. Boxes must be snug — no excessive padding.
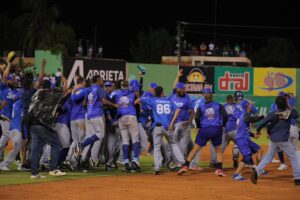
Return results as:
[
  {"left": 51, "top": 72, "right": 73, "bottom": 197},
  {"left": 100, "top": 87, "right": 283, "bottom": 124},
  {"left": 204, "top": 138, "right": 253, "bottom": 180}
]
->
[{"left": 0, "top": 128, "right": 272, "bottom": 186}]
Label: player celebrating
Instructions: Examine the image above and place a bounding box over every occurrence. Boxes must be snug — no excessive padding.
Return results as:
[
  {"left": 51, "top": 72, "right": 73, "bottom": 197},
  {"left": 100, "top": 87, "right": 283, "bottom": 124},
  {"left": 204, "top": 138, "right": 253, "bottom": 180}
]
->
[
  {"left": 251, "top": 96, "right": 300, "bottom": 185},
  {"left": 178, "top": 88, "right": 228, "bottom": 177},
  {"left": 232, "top": 100, "right": 265, "bottom": 181},
  {"left": 141, "top": 86, "right": 185, "bottom": 175}
]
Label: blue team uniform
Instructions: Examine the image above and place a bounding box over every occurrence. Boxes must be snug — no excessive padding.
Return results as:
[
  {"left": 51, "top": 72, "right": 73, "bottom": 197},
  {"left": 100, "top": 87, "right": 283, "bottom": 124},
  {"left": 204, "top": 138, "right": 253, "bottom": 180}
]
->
[
  {"left": 235, "top": 112, "right": 261, "bottom": 162},
  {"left": 142, "top": 97, "right": 174, "bottom": 129},
  {"left": 87, "top": 84, "right": 106, "bottom": 119},
  {"left": 9, "top": 99, "right": 23, "bottom": 132},
  {"left": 195, "top": 101, "right": 227, "bottom": 147},
  {"left": 224, "top": 103, "right": 239, "bottom": 133},
  {"left": 112, "top": 89, "right": 137, "bottom": 117},
  {"left": 235, "top": 100, "right": 264, "bottom": 164},
  {"left": 139, "top": 91, "right": 154, "bottom": 129},
  {"left": 0, "top": 85, "right": 20, "bottom": 119},
  {"left": 56, "top": 96, "right": 72, "bottom": 125},
  {"left": 70, "top": 87, "right": 89, "bottom": 121},
  {"left": 169, "top": 94, "right": 193, "bottom": 123}
]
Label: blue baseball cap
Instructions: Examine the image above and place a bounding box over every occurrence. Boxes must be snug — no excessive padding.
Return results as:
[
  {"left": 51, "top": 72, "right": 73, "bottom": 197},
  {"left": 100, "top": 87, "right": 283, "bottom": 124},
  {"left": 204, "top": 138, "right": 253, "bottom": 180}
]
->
[
  {"left": 130, "top": 79, "right": 139, "bottom": 87},
  {"left": 150, "top": 82, "right": 158, "bottom": 89},
  {"left": 104, "top": 81, "right": 112, "bottom": 87},
  {"left": 203, "top": 88, "right": 213, "bottom": 94},
  {"left": 176, "top": 82, "right": 185, "bottom": 89}
]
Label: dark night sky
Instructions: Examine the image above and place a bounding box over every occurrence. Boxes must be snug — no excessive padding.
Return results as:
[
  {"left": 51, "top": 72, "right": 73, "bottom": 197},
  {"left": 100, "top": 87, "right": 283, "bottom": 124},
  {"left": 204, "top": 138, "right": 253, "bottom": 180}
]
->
[{"left": 2, "top": 0, "right": 300, "bottom": 60}]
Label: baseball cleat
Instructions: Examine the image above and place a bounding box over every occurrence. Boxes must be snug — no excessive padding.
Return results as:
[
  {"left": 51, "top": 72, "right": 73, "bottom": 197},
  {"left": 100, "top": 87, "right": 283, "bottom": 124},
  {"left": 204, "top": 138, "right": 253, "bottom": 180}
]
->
[
  {"left": 124, "top": 163, "right": 132, "bottom": 173},
  {"left": 177, "top": 166, "right": 188, "bottom": 176},
  {"left": 232, "top": 174, "right": 246, "bottom": 181},
  {"left": 30, "top": 174, "right": 46, "bottom": 179},
  {"left": 0, "top": 166, "right": 11, "bottom": 171},
  {"left": 49, "top": 169, "right": 67, "bottom": 176},
  {"left": 278, "top": 164, "right": 288, "bottom": 171},
  {"left": 89, "top": 158, "right": 96, "bottom": 169},
  {"left": 250, "top": 169, "right": 258, "bottom": 184},
  {"left": 131, "top": 160, "right": 141, "bottom": 172},
  {"left": 295, "top": 179, "right": 300, "bottom": 186},
  {"left": 154, "top": 170, "right": 161, "bottom": 175},
  {"left": 215, "top": 169, "right": 227, "bottom": 177},
  {"left": 65, "top": 160, "right": 76, "bottom": 171}
]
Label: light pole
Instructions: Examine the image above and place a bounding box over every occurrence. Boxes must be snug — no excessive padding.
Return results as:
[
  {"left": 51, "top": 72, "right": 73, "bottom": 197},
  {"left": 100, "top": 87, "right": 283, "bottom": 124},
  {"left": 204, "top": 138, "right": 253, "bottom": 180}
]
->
[
  {"left": 214, "top": 0, "right": 218, "bottom": 43},
  {"left": 79, "top": 38, "right": 90, "bottom": 57},
  {"left": 176, "top": 22, "right": 181, "bottom": 65}
]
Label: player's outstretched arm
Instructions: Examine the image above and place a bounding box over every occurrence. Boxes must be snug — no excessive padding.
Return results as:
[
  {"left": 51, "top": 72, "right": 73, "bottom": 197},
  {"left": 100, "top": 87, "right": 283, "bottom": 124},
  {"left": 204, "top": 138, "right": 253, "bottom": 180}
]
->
[
  {"left": 35, "top": 59, "right": 46, "bottom": 89},
  {"left": 2, "top": 62, "right": 11, "bottom": 85},
  {"left": 172, "top": 69, "right": 183, "bottom": 89}
]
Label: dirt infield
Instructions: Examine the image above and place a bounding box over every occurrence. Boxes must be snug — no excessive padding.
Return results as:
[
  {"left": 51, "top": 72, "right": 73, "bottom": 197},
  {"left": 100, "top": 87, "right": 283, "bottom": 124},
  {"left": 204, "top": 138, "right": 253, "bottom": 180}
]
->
[{"left": 1, "top": 145, "right": 300, "bottom": 200}]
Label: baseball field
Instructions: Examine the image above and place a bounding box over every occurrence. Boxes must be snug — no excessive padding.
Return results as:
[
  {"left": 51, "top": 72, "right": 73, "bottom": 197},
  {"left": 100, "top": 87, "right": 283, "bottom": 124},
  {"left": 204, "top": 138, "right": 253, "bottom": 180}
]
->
[{"left": 0, "top": 131, "right": 299, "bottom": 200}]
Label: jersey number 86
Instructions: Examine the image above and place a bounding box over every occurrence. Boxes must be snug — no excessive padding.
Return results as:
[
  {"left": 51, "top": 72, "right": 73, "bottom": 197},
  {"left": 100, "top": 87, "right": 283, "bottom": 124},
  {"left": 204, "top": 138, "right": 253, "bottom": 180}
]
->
[{"left": 156, "top": 104, "right": 171, "bottom": 114}]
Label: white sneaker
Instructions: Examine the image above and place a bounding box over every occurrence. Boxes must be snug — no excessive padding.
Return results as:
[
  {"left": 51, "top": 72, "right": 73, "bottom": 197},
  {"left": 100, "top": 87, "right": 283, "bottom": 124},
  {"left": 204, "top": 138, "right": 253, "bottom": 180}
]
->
[
  {"left": 49, "top": 169, "right": 67, "bottom": 176},
  {"left": 272, "top": 159, "right": 280, "bottom": 163},
  {"left": 0, "top": 166, "right": 11, "bottom": 171},
  {"left": 30, "top": 174, "right": 46, "bottom": 179},
  {"left": 278, "top": 164, "right": 288, "bottom": 171}
]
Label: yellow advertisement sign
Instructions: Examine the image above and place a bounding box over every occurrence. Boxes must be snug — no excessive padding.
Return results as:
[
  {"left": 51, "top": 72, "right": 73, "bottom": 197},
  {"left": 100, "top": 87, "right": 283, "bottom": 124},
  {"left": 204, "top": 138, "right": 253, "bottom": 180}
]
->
[{"left": 254, "top": 68, "right": 296, "bottom": 96}]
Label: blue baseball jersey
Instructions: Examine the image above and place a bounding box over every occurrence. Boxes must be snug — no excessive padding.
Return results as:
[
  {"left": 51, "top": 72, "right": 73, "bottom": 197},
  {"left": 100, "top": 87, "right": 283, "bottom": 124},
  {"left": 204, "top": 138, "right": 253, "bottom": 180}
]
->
[
  {"left": 142, "top": 97, "right": 174, "bottom": 130},
  {"left": 9, "top": 99, "right": 23, "bottom": 131},
  {"left": 197, "top": 101, "right": 224, "bottom": 128},
  {"left": 0, "top": 85, "right": 20, "bottom": 119},
  {"left": 224, "top": 103, "right": 239, "bottom": 133},
  {"left": 112, "top": 89, "right": 137, "bottom": 117},
  {"left": 139, "top": 91, "right": 155, "bottom": 127},
  {"left": 70, "top": 87, "right": 89, "bottom": 121},
  {"left": 87, "top": 84, "right": 106, "bottom": 119},
  {"left": 169, "top": 94, "right": 193, "bottom": 123},
  {"left": 56, "top": 96, "right": 72, "bottom": 125},
  {"left": 236, "top": 111, "right": 251, "bottom": 139},
  {"left": 193, "top": 97, "right": 204, "bottom": 110}
]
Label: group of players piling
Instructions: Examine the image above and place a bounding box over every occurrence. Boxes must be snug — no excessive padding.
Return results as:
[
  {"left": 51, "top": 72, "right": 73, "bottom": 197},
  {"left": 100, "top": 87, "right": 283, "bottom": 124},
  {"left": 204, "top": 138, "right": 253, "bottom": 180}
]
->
[{"left": 0, "top": 57, "right": 299, "bottom": 185}]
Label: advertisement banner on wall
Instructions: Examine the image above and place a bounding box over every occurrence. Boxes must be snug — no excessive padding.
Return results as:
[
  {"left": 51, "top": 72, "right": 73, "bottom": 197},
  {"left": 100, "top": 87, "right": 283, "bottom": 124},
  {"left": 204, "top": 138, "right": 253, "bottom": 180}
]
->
[
  {"left": 214, "top": 67, "right": 253, "bottom": 95},
  {"left": 253, "top": 68, "right": 296, "bottom": 96},
  {"left": 179, "top": 66, "right": 214, "bottom": 94},
  {"left": 63, "top": 58, "right": 126, "bottom": 86}
]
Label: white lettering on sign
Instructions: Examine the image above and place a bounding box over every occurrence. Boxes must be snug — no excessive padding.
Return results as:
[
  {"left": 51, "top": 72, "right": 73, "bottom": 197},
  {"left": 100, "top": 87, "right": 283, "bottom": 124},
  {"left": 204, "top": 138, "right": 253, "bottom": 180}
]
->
[
  {"left": 87, "top": 70, "right": 124, "bottom": 81},
  {"left": 66, "top": 60, "right": 125, "bottom": 86},
  {"left": 67, "top": 60, "right": 84, "bottom": 87}
]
